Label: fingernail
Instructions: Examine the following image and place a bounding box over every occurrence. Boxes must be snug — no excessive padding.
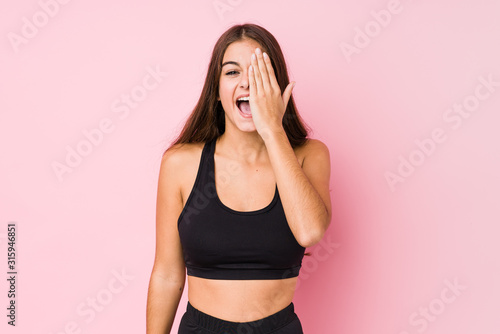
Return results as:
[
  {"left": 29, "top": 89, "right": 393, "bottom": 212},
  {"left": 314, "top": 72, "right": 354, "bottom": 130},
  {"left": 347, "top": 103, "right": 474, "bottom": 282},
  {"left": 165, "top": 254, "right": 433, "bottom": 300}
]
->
[{"left": 251, "top": 53, "right": 256, "bottom": 61}]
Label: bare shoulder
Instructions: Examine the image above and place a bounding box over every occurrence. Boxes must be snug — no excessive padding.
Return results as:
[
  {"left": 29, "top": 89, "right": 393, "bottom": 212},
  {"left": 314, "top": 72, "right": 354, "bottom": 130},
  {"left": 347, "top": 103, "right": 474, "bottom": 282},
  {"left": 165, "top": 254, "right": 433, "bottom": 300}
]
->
[
  {"left": 162, "top": 142, "right": 205, "bottom": 166},
  {"left": 160, "top": 141, "right": 206, "bottom": 201},
  {"left": 295, "top": 138, "right": 330, "bottom": 165}
]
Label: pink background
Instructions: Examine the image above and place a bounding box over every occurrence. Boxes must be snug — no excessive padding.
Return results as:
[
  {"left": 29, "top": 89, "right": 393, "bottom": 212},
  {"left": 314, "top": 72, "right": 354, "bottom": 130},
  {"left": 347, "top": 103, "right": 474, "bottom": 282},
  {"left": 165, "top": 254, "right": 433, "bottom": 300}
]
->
[{"left": 1, "top": 0, "right": 499, "bottom": 333}]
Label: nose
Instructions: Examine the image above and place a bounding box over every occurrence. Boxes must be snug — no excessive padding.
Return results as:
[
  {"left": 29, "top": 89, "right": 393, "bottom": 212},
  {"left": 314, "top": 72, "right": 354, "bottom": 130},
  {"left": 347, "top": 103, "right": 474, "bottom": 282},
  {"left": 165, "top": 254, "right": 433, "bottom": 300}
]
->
[{"left": 239, "top": 69, "right": 249, "bottom": 89}]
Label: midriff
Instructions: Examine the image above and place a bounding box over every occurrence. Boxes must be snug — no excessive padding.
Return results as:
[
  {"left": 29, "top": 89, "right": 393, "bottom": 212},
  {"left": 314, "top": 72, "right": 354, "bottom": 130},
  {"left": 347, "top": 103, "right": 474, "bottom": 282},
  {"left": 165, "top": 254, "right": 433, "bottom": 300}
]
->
[{"left": 187, "top": 275, "right": 298, "bottom": 322}]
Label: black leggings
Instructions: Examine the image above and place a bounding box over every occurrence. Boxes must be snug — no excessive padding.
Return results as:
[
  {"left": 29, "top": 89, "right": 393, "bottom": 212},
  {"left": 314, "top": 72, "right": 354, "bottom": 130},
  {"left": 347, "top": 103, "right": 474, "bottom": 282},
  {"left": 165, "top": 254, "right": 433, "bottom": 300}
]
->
[{"left": 178, "top": 300, "right": 304, "bottom": 334}]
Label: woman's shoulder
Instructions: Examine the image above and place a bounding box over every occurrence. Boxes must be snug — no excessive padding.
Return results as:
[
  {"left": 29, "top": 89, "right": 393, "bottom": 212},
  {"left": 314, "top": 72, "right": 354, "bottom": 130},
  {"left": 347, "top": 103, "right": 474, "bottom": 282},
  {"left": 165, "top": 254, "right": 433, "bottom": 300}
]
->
[
  {"left": 295, "top": 138, "right": 330, "bottom": 158},
  {"left": 161, "top": 141, "right": 207, "bottom": 168},
  {"left": 303, "top": 138, "right": 329, "bottom": 151},
  {"left": 159, "top": 142, "right": 208, "bottom": 191}
]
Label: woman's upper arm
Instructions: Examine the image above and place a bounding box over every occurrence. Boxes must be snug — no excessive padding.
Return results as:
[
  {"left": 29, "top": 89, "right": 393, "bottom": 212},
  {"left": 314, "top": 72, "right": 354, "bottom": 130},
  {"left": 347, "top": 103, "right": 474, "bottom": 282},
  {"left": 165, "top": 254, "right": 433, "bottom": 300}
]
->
[
  {"left": 302, "top": 139, "right": 332, "bottom": 225},
  {"left": 151, "top": 145, "right": 186, "bottom": 284}
]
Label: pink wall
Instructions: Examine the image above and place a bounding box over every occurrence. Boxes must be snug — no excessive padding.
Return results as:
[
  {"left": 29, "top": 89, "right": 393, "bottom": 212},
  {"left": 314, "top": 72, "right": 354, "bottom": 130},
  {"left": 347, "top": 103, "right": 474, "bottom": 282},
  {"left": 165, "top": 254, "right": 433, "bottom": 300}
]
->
[{"left": 1, "top": 0, "right": 499, "bottom": 333}]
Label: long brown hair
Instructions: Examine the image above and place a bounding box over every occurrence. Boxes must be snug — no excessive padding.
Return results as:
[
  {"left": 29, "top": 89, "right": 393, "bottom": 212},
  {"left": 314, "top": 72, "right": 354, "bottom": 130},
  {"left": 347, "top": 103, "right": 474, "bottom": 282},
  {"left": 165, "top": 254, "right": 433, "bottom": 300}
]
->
[{"left": 165, "top": 23, "right": 312, "bottom": 256}]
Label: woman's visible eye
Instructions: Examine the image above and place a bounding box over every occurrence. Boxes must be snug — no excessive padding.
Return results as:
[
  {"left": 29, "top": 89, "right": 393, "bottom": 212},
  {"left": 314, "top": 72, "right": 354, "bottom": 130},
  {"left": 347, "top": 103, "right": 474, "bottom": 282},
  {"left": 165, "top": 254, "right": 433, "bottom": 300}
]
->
[{"left": 226, "top": 70, "right": 238, "bottom": 76}]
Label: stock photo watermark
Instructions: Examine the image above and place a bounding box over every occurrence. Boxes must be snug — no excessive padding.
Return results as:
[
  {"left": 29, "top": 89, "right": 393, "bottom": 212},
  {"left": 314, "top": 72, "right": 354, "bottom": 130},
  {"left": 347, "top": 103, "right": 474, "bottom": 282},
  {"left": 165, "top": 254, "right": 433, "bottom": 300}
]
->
[
  {"left": 279, "top": 234, "right": 340, "bottom": 290},
  {"left": 295, "top": 235, "right": 339, "bottom": 290},
  {"left": 398, "top": 277, "right": 466, "bottom": 334},
  {"left": 213, "top": 0, "right": 244, "bottom": 21},
  {"left": 339, "top": 0, "right": 407, "bottom": 63},
  {"left": 51, "top": 64, "right": 168, "bottom": 182},
  {"left": 5, "top": 222, "right": 18, "bottom": 326},
  {"left": 385, "top": 73, "right": 499, "bottom": 192},
  {"left": 178, "top": 142, "right": 247, "bottom": 225},
  {"left": 226, "top": 233, "right": 338, "bottom": 334},
  {"left": 7, "top": 0, "right": 73, "bottom": 53},
  {"left": 48, "top": 268, "right": 134, "bottom": 334},
  {"left": 178, "top": 114, "right": 304, "bottom": 224}
]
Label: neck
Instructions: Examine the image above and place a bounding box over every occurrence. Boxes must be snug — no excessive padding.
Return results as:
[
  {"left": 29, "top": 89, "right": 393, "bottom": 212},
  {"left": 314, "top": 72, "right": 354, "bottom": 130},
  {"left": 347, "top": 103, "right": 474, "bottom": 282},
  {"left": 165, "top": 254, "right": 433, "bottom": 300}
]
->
[{"left": 216, "top": 130, "right": 268, "bottom": 164}]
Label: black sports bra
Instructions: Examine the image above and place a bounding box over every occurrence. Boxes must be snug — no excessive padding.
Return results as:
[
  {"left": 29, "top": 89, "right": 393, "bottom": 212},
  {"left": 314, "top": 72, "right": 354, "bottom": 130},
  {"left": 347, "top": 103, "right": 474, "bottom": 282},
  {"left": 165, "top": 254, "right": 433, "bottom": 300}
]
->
[{"left": 177, "top": 137, "right": 306, "bottom": 280}]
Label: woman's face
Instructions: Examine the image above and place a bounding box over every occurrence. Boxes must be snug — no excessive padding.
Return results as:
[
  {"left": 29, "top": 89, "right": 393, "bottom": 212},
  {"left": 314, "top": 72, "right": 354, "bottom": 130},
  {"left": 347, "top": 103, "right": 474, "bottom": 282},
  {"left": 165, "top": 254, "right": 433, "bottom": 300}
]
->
[{"left": 218, "top": 38, "right": 264, "bottom": 133}]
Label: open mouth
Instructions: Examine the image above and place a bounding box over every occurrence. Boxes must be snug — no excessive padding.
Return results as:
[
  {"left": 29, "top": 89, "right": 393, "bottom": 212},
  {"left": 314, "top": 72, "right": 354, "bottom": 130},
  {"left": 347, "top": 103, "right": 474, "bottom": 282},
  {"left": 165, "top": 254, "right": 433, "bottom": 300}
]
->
[{"left": 236, "top": 98, "right": 252, "bottom": 116}]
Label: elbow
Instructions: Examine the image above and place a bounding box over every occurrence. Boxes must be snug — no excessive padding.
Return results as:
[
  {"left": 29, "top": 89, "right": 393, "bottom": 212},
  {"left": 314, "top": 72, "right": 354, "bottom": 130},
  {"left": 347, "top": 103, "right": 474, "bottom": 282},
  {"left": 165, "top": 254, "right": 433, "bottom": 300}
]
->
[
  {"left": 298, "top": 212, "right": 331, "bottom": 248},
  {"left": 298, "top": 226, "right": 327, "bottom": 249},
  {"left": 299, "top": 230, "right": 324, "bottom": 248}
]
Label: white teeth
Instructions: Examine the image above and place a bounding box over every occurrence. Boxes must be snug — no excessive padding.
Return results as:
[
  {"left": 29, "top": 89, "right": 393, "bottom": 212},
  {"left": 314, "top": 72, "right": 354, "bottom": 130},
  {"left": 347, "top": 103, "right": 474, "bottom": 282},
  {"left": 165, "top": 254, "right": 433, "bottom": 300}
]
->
[{"left": 237, "top": 96, "right": 250, "bottom": 102}]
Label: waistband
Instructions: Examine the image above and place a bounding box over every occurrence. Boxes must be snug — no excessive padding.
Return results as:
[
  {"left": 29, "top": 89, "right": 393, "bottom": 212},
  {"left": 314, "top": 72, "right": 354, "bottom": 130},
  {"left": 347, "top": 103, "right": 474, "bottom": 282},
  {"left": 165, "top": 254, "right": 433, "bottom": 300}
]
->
[{"left": 185, "top": 301, "right": 297, "bottom": 334}]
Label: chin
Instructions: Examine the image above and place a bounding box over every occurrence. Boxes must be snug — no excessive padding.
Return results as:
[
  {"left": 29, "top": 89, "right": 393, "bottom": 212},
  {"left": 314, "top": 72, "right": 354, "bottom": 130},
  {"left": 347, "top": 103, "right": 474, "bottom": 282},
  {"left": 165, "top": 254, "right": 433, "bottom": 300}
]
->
[
  {"left": 236, "top": 124, "right": 257, "bottom": 132},
  {"left": 225, "top": 110, "right": 256, "bottom": 132}
]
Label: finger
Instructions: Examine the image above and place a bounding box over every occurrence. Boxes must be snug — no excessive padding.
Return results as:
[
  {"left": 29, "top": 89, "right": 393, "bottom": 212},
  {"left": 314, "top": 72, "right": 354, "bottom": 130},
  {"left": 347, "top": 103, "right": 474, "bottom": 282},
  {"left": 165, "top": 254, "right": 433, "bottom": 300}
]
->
[
  {"left": 249, "top": 64, "right": 257, "bottom": 97},
  {"left": 282, "top": 82, "right": 295, "bottom": 109},
  {"left": 251, "top": 52, "right": 263, "bottom": 94},
  {"left": 263, "top": 52, "right": 280, "bottom": 91},
  {"left": 256, "top": 48, "right": 271, "bottom": 92}
]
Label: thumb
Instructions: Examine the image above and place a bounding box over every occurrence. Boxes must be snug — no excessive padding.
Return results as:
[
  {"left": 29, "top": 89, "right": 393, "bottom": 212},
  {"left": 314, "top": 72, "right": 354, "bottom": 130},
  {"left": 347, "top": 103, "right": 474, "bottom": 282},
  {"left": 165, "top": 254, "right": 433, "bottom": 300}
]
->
[{"left": 282, "top": 81, "right": 295, "bottom": 109}]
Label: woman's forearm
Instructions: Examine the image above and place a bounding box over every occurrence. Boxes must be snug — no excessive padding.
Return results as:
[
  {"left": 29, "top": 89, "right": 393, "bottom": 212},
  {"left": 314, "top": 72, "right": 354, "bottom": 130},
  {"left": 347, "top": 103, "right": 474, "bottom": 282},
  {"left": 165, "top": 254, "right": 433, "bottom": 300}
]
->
[{"left": 146, "top": 273, "right": 185, "bottom": 334}]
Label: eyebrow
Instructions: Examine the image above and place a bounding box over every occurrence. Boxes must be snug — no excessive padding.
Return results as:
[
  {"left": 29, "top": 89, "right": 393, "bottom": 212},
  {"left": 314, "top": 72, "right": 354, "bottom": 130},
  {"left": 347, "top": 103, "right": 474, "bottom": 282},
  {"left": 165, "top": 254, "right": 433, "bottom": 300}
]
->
[{"left": 221, "top": 61, "right": 240, "bottom": 68}]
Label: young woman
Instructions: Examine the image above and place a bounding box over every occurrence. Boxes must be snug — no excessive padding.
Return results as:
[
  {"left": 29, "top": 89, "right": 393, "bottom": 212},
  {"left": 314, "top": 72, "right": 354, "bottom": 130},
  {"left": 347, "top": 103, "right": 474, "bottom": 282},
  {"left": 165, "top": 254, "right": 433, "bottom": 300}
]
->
[{"left": 146, "top": 23, "right": 332, "bottom": 334}]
